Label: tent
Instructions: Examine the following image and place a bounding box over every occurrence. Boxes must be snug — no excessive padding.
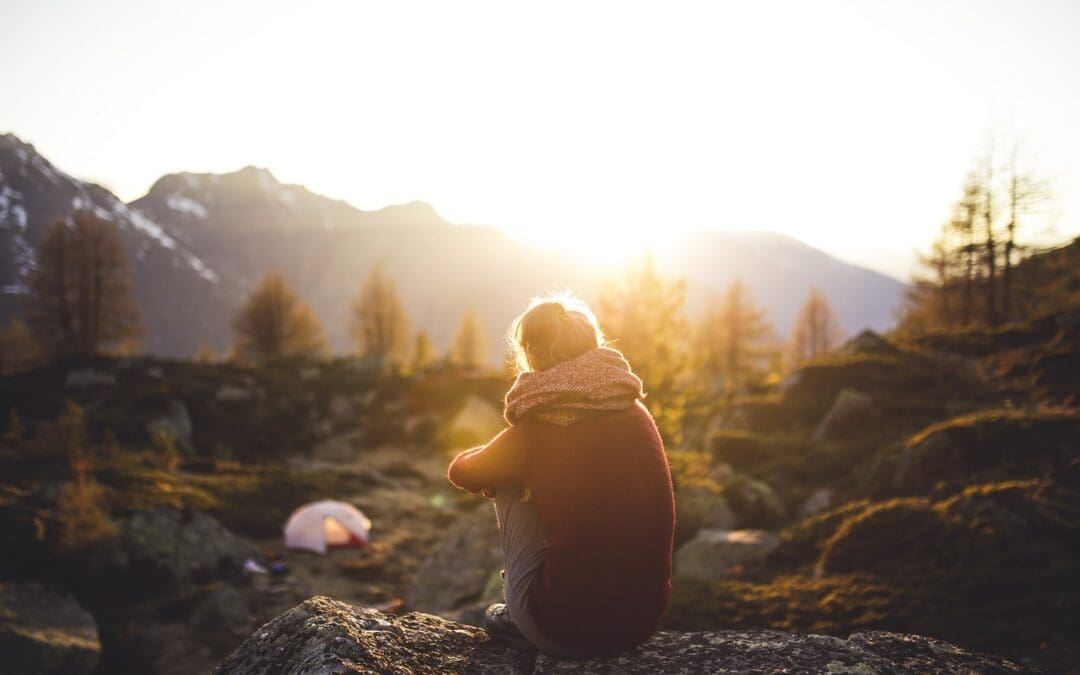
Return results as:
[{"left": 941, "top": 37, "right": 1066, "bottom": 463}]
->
[{"left": 283, "top": 500, "right": 371, "bottom": 554}]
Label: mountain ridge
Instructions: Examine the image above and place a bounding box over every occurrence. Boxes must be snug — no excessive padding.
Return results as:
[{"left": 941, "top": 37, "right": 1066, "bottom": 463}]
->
[{"left": 0, "top": 132, "right": 906, "bottom": 358}]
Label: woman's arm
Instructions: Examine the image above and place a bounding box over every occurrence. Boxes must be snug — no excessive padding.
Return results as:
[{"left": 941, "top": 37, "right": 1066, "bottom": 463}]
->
[{"left": 447, "top": 426, "right": 527, "bottom": 495}]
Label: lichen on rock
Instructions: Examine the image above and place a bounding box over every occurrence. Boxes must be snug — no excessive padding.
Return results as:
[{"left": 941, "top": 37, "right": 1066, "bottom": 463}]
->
[{"left": 214, "top": 596, "right": 1031, "bottom": 674}]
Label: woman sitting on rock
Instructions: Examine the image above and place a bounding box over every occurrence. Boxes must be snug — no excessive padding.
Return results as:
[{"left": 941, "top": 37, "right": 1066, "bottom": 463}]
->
[{"left": 447, "top": 293, "right": 675, "bottom": 657}]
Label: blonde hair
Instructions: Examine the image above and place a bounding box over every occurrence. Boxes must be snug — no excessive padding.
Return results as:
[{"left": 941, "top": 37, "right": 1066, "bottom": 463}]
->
[{"left": 509, "top": 292, "right": 606, "bottom": 373}]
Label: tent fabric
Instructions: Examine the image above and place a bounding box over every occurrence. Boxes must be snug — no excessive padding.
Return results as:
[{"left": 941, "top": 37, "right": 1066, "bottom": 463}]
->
[{"left": 283, "top": 500, "right": 372, "bottom": 554}]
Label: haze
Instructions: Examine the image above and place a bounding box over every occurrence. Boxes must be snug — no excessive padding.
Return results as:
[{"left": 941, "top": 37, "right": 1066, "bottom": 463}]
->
[{"left": 2, "top": 0, "right": 1079, "bottom": 277}]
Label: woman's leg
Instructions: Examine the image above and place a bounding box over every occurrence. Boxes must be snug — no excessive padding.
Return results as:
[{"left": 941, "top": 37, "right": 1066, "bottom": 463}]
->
[{"left": 491, "top": 485, "right": 585, "bottom": 658}]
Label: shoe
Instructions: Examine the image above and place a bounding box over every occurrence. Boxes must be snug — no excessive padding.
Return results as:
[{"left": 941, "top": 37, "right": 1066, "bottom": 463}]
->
[{"left": 483, "top": 603, "right": 536, "bottom": 652}]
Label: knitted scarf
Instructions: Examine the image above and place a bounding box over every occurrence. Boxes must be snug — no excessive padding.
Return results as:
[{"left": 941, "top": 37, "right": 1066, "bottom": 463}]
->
[{"left": 504, "top": 347, "right": 644, "bottom": 426}]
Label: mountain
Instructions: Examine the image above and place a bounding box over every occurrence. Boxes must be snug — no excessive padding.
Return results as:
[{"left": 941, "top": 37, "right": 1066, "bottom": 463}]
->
[
  {"left": 0, "top": 133, "right": 230, "bottom": 355},
  {"left": 0, "top": 133, "right": 906, "bottom": 359},
  {"left": 658, "top": 230, "right": 904, "bottom": 336}
]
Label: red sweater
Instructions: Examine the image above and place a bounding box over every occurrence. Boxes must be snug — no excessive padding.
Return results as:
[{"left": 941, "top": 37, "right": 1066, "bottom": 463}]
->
[{"left": 447, "top": 400, "right": 675, "bottom": 655}]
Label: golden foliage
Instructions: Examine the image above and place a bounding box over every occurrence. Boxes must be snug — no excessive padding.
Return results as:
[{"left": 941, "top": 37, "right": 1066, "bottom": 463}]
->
[
  {"left": 597, "top": 256, "right": 690, "bottom": 445},
  {"left": 448, "top": 308, "right": 487, "bottom": 369},
  {"left": 788, "top": 288, "right": 843, "bottom": 367},
  {"left": 350, "top": 264, "right": 411, "bottom": 367},
  {"left": 26, "top": 211, "right": 141, "bottom": 357},
  {"left": 232, "top": 272, "right": 327, "bottom": 363},
  {"left": 0, "top": 318, "right": 44, "bottom": 375}
]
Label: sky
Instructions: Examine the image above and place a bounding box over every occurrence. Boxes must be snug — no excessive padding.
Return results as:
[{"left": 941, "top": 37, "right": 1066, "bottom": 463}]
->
[{"left": 2, "top": 0, "right": 1079, "bottom": 279}]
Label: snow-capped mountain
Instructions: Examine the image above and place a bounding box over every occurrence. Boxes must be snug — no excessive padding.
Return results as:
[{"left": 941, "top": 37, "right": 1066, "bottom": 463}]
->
[
  {"left": 0, "top": 133, "right": 230, "bottom": 355},
  {"left": 1, "top": 132, "right": 906, "bottom": 359}
]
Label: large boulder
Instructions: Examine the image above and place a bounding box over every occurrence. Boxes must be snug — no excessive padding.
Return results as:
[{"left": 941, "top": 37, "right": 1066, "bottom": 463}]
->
[
  {"left": 121, "top": 509, "right": 260, "bottom": 589},
  {"left": 842, "top": 330, "right": 899, "bottom": 356},
  {"left": 868, "top": 408, "right": 1080, "bottom": 497},
  {"left": 715, "top": 471, "right": 788, "bottom": 529},
  {"left": 64, "top": 368, "right": 117, "bottom": 388},
  {"left": 408, "top": 504, "right": 502, "bottom": 612},
  {"left": 0, "top": 582, "right": 101, "bottom": 675},
  {"left": 811, "top": 388, "right": 878, "bottom": 442},
  {"left": 674, "top": 529, "right": 781, "bottom": 581},
  {"left": 214, "top": 596, "right": 1030, "bottom": 673},
  {"left": 674, "top": 483, "right": 735, "bottom": 546},
  {"left": 142, "top": 397, "right": 194, "bottom": 450}
]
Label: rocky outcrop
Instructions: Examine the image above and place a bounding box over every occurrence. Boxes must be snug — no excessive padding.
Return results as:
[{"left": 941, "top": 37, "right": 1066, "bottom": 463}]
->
[
  {"left": 674, "top": 529, "right": 781, "bottom": 581},
  {"left": 0, "top": 582, "right": 101, "bottom": 675},
  {"left": 842, "top": 329, "right": 899, "bottom": 356},
  {"left": 811, "top": 388, "right": 878, "bottom": 442},
  {"left": 214, "top": 596, "right": 1030, "bottom": 674},
  {"left": 674, "top": 483, "right": 735, "bottom": 546},
  {"left": 868, "top": 408, "right": 1080, "bottom": 497},
  {"left": 408, "top": 505, "right": 502, "bottom": 613},
  {"left": 120, "top": 509, "right": 261, "bottom": 589}
]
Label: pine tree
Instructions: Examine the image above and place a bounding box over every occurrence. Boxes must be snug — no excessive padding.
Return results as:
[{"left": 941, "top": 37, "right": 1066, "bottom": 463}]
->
[
  {"left": 789, "top": 288, "right": 843, "bottom": 366},
  {"left": 412, "top": 330, "right": 435, "bottom": 371},
  {"left": 696, "top": 281, "right": 775, "bottom": 391},
  {"left": 26, "top": 211, "right": 141, "bottom": 357},
  {"left": 449, "top": 308, "right": 487, "bottom": 369},
  {"left": 232, "top": 272, "right": 327, "bottom": 363},
  {"left": 350, "top": 264, "right": 411, "bottom": 367}
]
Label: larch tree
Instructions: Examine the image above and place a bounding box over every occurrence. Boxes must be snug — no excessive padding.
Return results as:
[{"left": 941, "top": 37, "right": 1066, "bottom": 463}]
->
[
  {"left": 232, "top": 272, "right": 327, "bottom": 363},
  {"left": 412, "top": 330, "right": 435, "bottom": 371},
  {"left": 350, "top": 264, "right": 411, "bottom": 367},
  {"left": 696, "top": 281, "right": 775, "bottom": 391},
  {"left": 789, "top": 288, "right": 843, "bottom": 366},
  {"left": 1002, "top": 135, "right": 1051, "bottom": 322},
  {"left": 449, "top": 308, "right": 487, "bottom": 369},
  {"left": 25, "top": 211, "right": 141, "bottom": 357},
  {"left": 0, "top": 318, "right": 44, "bottom": 375},
  {"left": 596, "top": 255, "right": 690, "bottom": 444},
  {"left": 899, "top": 132, "right": 1052, "bottom": 333}
]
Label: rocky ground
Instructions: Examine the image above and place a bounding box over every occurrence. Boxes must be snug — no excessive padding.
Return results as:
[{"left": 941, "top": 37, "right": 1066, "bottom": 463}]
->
[{"left": 214, "top": 596, "right": 1032, "bottom": 674}]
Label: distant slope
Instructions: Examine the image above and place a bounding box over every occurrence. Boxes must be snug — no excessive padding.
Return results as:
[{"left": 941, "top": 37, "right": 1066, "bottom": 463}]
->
[
  {"left": 660, "top": 230, "right": 905, "bottom": 335},
  {"left": 1, "top": 132, "right": 906, "bottom": 359}
]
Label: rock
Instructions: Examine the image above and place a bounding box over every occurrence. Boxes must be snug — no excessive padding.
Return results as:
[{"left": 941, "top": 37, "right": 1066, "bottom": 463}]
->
[
  {"left": 811, "top": 388, "right": 878, "bottom": 441},
  {"left": 674, "top": 529, "right": 780, "bottom": 581},
  {"left": 777, "top": 369, "right": 803, "bottom": 395},
  {"left": 121, "top": 509, "right": 260, "bottom": 589},
  {"left": 143, "top": 397, "right": 193, "bottom": 450},
  {"left": 723, "top": 475, "right": 788, "bottom": 529},
  {"left": 798, "top": 488, "right": 834, "bottom": 519},
  {"left": 190, "top": 584, "right": 252, "bottom": 636},
  {"left": 842, "top": 329, "right": 899, "bottom": 356},
  {"left": 0, "top": 582, "right": 101, "bottom": 675},
  {"left": 216, "top": 385, "right": 251, "bottom": 402},
  {"left": 708, "top": 462, "right": 736, "bottom": 484},
  {"left": 329, "top": 395, "right": 353, "bottom": 421},
  {"left": 214, "top": 596, "right": 1030, "bottom": 674},
  {"left": 64, "top": 368, "right": 117, "bottom": 388},
  {"left": 408, "top": 504, "right": 502, "bottom": 612},
  {"left": 868, "top": 409, "right": 1080, "bottom": 496},
  {"left": 674, "top": 484, "right": 735, "bottom": 546}
]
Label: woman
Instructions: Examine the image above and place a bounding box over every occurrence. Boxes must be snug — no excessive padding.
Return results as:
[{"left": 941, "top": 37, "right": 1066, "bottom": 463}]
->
[{"left": 446, "top": 294, "right": 675, "bottom": 658}]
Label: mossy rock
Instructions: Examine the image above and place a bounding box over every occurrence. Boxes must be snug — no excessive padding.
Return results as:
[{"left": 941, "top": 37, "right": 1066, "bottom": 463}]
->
[{"left": 868, "top": 407, "right": 1080, "bottom": 497}]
